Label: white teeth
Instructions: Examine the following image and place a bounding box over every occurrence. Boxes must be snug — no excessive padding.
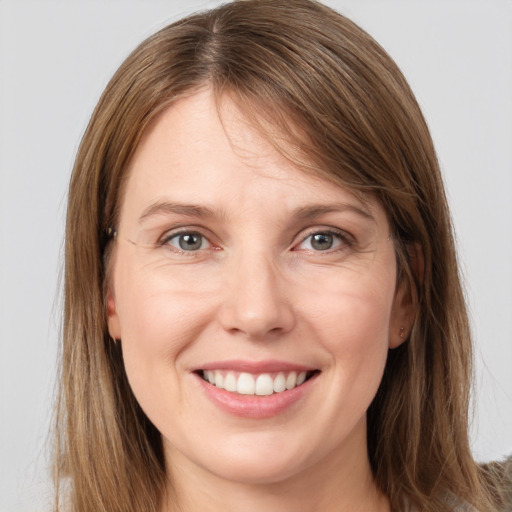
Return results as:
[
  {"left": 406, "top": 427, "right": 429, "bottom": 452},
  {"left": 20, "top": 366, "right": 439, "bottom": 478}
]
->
[
  {"left": 202, "top": 369, "right": 313, "bottom": 395},
  {"left": 286, "top": 371, "right": 297, "bottom": 390},
  {"left": 224, "top": 372, "right": 237, "bottom": 392},
  {"left": 273, "top": 372, "right": 286, "bottom": 393},
  {"left": 296, "top": 371, "right": 307, "bottom": 386},
  {"left": 255, "top": 374, "right": 274, "bottom": 396},
  {"left": 237, "top": 372, "right": 255, "bottom": 395},
  {"left": 214, "top": 370, "right": 224, "bottom": 388}
]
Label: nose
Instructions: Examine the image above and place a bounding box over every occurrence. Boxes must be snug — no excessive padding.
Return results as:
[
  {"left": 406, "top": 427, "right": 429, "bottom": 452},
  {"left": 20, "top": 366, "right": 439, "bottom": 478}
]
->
[{"left": 218, "top": 250, "right": 296, "bottom": 339}]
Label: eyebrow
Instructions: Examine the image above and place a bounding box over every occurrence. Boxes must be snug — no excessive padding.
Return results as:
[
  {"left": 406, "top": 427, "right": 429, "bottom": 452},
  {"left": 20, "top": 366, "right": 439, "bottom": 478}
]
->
[
  {"left": 293, "top": 203, "right": 375, "bottom": 222},
  {"left": 138, "top": 200, "right": 375, "bottom": 224},
  {"left": 139, "top": 202, "right": 220, "bottom": 223}
]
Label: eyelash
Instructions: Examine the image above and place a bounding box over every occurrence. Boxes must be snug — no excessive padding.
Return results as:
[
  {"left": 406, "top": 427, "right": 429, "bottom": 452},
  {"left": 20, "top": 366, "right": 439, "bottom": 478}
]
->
[
  {"left": 158, "top": 227, "right": 354, "bottom": 255},
  {"left": 159, "top": 229, "right": 216, "bottom": 255},
  {"left": 294, "top": 228, "right": 353, "bottom": 254}
]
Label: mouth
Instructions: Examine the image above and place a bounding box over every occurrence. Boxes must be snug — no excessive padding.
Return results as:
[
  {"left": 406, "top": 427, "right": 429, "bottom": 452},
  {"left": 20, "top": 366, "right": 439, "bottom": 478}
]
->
[{"left": 196, "top": 369, "right": 320, "bottom": 396}]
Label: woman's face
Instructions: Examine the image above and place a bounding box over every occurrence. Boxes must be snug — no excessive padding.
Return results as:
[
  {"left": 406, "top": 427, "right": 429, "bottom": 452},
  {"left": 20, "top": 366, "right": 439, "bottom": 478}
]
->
[{"left": 107, "top": 88, "right": 410, "bottom": 486}]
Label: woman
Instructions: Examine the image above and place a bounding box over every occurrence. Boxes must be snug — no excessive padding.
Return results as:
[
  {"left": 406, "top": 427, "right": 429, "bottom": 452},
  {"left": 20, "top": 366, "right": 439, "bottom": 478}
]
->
[{"left": 56, "top": 0, "right": 507, "bottom": 510}]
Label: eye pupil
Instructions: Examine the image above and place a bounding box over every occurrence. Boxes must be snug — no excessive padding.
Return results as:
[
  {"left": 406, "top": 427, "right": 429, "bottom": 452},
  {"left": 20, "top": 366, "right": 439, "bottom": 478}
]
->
[
  {"left": 179, "top": 234, "right": 202, "bottom": 251},
  {"left": 311, "top": 233, "right": 333, "bottom": 251}
]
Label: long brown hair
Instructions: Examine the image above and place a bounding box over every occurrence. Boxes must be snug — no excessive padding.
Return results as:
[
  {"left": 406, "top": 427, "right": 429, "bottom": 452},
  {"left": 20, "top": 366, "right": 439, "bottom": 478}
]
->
[{"left": 57, "top": 0, "right": 505, "bottom": 510}]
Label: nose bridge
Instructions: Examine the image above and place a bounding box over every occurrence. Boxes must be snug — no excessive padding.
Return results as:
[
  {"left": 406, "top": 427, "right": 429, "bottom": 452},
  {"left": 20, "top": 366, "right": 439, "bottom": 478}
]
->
[{"left": 219, "top": 246, "right": 295, "bottom": 338}]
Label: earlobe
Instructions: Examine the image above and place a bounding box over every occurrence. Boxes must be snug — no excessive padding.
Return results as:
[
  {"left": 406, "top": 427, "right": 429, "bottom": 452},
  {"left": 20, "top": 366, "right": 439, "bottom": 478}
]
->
[
  {"left": 389, "top": 280, "right": 414, "bottom": 349},
  {"left": 106, "top": 289, "right": 121, "bottom": 340}
]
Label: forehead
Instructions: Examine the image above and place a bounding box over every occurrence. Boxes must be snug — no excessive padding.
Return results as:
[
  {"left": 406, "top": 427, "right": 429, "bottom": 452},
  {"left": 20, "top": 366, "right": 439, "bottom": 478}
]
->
[
  {"left": 128, "top": 88, "right": 297, "bottom": 182},
  {"left": 120, "top": 87, "right": 384, "bottom": 226}
]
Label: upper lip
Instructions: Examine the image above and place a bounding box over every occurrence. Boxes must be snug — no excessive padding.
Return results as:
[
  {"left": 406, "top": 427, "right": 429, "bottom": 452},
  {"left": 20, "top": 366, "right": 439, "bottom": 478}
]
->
[{"left": 195, "top": 359, "right": 317, "bottom": 374}]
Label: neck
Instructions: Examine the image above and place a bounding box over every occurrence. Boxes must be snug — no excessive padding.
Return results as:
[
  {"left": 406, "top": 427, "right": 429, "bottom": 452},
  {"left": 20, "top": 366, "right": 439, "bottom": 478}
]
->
[{"left": 161, "top": 423, "right": 390, "bottom": 512}]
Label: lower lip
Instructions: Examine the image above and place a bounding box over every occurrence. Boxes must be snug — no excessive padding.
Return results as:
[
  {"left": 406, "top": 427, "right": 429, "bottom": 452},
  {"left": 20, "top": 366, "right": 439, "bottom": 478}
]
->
[{"left": 195, "top": 373, "right": 318, "bottom": 419}]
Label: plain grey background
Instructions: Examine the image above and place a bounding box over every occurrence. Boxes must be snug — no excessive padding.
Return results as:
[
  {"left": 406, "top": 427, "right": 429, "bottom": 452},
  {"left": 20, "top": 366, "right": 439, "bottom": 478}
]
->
[{"left": 1, "top": 1, "right": 511, "bottom": 510}]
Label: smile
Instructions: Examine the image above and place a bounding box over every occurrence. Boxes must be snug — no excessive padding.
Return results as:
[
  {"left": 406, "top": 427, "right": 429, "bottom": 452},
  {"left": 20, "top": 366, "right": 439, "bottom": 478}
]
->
[
  {"left": 200, "top": 370, "right": 317, "bottom": 396},
  {"left": 194, "top": 363, "right": 320, "bottom": 418}
]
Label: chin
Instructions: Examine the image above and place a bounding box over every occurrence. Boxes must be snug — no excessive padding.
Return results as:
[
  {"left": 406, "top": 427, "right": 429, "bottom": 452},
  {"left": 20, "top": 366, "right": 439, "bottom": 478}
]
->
[
  {"left": 166, "top": 429, "right": 314, "bottom": 486},
  {"left": 205, "top": 453, "right": 307, "bottom": 485}
]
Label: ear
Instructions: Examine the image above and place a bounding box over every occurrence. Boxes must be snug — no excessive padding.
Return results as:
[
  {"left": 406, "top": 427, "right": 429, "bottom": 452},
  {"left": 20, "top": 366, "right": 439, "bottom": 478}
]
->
[
  {"left": 106, "top": 287, "right": 122, "bottom": 340},
  {"left": 389, "top": 243, "right": 423, "bottom": 349},
  {"left": 389, "top": 278, "right": 415, "bottom": 348}
]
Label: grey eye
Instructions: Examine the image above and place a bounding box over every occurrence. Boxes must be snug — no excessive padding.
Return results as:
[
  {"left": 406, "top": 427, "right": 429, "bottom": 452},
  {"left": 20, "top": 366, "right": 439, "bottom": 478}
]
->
[
  {"left": 167, "top": 232, "right": 209, "bottom": 251},
  {"left": 295, "top": 231, "right": 347, "bottom": 252},
  {"left": 310, "top": 233, "right": 334, "bottom": 251}
]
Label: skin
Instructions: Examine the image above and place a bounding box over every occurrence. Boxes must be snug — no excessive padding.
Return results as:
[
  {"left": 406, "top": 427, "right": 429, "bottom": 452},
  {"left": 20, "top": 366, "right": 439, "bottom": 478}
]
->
[{"left": 107, "top": 88, "right": 412, "bottom": 512}]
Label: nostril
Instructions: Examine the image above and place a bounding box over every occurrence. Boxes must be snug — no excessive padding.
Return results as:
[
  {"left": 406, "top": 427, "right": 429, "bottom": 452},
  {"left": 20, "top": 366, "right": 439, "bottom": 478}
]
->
[{"left": 216, "top": 267, "right": 296, "bottom": 338}]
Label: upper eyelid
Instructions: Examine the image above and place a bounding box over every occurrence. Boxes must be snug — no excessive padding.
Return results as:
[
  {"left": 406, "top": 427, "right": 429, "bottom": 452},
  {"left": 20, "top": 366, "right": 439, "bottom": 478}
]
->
[
  {"left": 294, "top": 226, "right": 353, "bottom": 244},
  {"left": 291, "top": 228, "right": 355, "bottom": 253},
  {"left": 159, "top": 226, "right": 216, "bottom": 244},
  {"left": 158, "top": 230, "right": 216, "bottom": 256}
]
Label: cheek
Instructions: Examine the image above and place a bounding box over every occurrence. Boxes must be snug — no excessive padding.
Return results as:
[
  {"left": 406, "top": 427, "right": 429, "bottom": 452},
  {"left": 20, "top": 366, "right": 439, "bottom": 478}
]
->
[
  {"left": 117, "top": 291, "right": 205, "bottom": 385},
  {"left": 302, "top": 273, "right": 395, "bottom": 401},
  {"left": 324, "top": 293, "right": 391, "bottom": 387},
  {"left": 115, "top": 255, "right": 208, "bottom": 342},
  {"left": 325, "top": 299, "right": 391, "bottom": 434},
  {"left": 112, "top": 258, "right": 208, "bottom": 398},
  {"left": 114, "top": 281, "right": 208, "bottom": 435},
  {"left": 301, "top": 267, "right": 395, "bottom": 348}
]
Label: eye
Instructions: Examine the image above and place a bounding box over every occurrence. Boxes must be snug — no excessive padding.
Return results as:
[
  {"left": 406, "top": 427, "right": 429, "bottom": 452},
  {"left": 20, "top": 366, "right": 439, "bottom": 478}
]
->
[
  {"left": 295, "top": 230, "right": 350, "bottom": 252},
  {"left": 163, "top": 232, "right": 211, "bottom": 252}
]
